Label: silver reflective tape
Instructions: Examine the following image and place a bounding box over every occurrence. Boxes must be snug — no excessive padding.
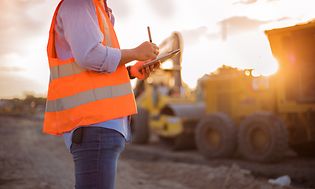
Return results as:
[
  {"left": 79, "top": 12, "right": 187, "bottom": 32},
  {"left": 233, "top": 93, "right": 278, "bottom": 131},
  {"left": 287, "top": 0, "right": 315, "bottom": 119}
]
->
[
  {"left": 50, "top": 62, "right": 85, "bottom": 80},
  {"left": 50, "top": 66, "right": 59, "bottom": 80},
  {"left": 45, "top": 99, "right": 56, "bottom": 112},
  {"left": 46, "top": 82, "right": 132, "bottom": 112},
  {"left": 98, "top": 7, "right": 112, "bottom": 47}
]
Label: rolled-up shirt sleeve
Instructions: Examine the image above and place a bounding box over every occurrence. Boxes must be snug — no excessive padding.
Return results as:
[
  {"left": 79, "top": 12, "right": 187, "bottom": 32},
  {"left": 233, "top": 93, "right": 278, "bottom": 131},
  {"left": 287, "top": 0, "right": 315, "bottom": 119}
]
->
[{"left": 58, "top": 0, "right": 121, "bottom": 73}]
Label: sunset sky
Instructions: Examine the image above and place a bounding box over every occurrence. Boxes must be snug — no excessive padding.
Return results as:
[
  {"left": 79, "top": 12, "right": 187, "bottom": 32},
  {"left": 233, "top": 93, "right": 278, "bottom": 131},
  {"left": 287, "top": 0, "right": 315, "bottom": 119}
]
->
[{"left": 0, "top": 0, "right": 314, "bottom": 98}]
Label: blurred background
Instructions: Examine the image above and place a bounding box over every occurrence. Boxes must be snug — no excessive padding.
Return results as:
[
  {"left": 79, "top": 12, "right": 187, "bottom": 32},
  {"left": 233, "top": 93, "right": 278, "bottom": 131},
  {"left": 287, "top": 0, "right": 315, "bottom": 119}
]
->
[
  {"left": 1, "top": 0, "right": 315, "bottom": 98},
  {"left": 0, "top": 0, "right": 315, "bottom": 189}
]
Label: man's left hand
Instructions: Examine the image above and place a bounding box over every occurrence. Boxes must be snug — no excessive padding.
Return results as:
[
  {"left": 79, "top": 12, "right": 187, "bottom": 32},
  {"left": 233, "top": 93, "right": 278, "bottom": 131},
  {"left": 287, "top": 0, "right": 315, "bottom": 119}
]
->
[{"left": 130, "top": 61, "right": 160, "bottom": 80}]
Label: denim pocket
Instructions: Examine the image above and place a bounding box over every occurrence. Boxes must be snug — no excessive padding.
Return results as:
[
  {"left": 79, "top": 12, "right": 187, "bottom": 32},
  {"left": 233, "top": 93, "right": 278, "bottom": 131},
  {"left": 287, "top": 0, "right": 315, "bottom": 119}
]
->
[
  {"left": 100, "top": 130, "right": 126, "bottom": 152},
  {"left": 70, "top": 127, "right": 101, "bottom": 154}
]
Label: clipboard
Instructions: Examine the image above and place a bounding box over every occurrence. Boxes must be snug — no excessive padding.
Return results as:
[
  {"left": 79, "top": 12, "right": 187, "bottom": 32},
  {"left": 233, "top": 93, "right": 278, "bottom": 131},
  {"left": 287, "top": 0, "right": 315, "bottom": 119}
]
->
[{"left": 142, "top": 49, "right": 180, "bottom": 68}]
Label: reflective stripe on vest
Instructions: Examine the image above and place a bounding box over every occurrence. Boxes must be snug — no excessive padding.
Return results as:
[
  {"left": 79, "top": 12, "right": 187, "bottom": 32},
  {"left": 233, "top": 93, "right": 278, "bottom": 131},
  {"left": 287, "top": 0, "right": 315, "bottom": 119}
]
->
[
  {"left": 50, "top": 62, "right": 84, "bottom": 80},
  {"left": 46, "top": 82, "right": 132, "bottom": 112}
]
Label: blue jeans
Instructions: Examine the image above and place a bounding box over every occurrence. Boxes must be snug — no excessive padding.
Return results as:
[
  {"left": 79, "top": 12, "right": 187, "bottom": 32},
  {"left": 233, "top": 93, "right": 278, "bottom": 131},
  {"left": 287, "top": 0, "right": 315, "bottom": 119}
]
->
[{"left": 70, "top": 127, "right": 126, "bottom": 189}]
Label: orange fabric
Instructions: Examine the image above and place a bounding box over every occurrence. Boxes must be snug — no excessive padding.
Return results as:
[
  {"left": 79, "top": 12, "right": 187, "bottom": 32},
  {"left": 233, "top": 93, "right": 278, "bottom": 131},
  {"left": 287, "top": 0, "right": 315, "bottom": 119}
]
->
[
  {"left": 95, "top": 0, "right": 120, "bottom": 48},
  {"left": 47, "top": 66, "right": 129, "bottom": 100},
  {"left": 130, "top": 61, "right": 146, "bottom": 80},
  {"left": 48, "top": 57, "right": 75, "bottom": 67},
  {"left": 95, "top": 2, "right": 106, "bottom": 44},
  {"left": 46, "top": 1, "right": 62, "bottom": 60},
  {"left": 44, "top": 94, "right": 137, "bottom": 135},
  {"left": 43, "top": 0, "right": 137, "bottom": 135}
]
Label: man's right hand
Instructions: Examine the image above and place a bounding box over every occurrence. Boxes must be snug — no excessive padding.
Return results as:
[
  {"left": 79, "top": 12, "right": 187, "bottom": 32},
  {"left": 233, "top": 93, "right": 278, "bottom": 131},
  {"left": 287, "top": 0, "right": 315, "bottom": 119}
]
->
[
  {"left": 119, "top": 41, "right": 159, "bottom": 66},
  {"left": 133, "top": 41, "right": 159, "bottom": 61}
]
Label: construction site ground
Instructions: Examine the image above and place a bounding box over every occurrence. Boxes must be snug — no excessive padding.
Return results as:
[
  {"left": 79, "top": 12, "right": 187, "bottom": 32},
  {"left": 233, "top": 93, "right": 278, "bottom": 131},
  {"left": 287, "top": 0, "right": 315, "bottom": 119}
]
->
[{"left": 0, "top": 115, "right": 314, "bottom": 189}]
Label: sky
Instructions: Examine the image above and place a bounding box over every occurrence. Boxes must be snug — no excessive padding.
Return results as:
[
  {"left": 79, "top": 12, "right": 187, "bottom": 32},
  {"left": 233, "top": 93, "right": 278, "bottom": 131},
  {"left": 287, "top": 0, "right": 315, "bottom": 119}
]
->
[{"left": 0, "top": 0, "right": 314, "bottom": 98}]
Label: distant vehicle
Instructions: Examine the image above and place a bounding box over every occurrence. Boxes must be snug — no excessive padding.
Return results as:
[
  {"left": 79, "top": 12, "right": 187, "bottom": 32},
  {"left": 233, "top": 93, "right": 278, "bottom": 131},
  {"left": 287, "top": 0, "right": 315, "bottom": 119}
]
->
[
  {"left": 194, "top": 21, "right": 315, "bottom": 162},
  {"left": 131, "top": 22, "right": 315, "bottom": 162}
]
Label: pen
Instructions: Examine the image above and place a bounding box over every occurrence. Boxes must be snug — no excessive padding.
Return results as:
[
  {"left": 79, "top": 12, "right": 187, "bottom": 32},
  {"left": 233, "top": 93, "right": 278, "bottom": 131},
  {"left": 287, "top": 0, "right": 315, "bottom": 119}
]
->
[{"left": 147, "top": 26, "right": 152, "bottom": 43}]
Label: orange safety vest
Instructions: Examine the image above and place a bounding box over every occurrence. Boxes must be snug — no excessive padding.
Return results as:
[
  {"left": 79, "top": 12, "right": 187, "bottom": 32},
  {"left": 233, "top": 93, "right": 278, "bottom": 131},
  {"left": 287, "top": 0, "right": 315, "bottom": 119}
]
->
[{"left": 43, "top": 0, "right": 137, "bottom": 135}]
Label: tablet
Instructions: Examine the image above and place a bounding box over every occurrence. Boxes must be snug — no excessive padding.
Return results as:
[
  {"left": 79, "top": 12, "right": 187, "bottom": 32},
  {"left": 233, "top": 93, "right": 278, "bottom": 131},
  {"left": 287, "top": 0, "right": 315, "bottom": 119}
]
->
[{"left": 142, "top": 49, "right": 180, "bottom": 68}]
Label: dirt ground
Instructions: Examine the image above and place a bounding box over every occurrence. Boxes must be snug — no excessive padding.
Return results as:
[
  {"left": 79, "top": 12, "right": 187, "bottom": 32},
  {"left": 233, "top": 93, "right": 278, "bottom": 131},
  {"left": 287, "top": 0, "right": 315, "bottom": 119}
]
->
[{"left": 0, "top": 116, "right": 314, "bottom": 189}]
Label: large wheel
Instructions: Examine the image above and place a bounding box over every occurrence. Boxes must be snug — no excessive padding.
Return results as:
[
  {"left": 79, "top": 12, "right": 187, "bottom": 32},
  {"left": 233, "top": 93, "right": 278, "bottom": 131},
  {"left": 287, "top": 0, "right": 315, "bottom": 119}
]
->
[
  {"left": 130, "top": 108, "right": 150, "bottom": 144},
  {"left": 195, "top": 113, "right": 237, "bottom": 158},
  {"left": 238, "top": 112, "right": 288, "bottom": 162}
]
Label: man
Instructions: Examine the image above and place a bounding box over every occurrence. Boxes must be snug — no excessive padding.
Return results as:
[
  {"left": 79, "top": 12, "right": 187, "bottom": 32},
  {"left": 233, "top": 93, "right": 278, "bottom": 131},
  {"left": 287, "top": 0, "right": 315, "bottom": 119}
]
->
[{"left": 43, "top": 0, "right": 159, "bottom": 188}]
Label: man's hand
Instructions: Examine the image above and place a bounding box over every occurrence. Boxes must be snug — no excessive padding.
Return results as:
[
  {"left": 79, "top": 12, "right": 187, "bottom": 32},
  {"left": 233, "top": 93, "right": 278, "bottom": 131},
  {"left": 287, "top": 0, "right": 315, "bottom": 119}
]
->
[
  {"left": 134, "top": 42, "right": 159, "bottom": 61},
  {"left": 130, "top": 61, "right": 160, "bottom": 80},
  {"left": 119, "top": 41, "right": 159, "bottom": 66}
]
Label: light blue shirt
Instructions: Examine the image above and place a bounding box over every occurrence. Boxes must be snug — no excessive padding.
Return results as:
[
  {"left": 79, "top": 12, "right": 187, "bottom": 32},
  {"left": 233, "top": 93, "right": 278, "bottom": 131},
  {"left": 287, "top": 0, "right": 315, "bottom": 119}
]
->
[
  {"left": 63, "top": 117, "right": 131, "bottom": 150},
  {"left": 54, "top": 0, "right": 131, "bottom": 150}
]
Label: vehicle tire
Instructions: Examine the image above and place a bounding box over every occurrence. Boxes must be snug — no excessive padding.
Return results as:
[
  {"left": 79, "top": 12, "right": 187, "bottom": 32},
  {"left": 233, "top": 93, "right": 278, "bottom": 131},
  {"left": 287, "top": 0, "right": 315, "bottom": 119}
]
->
[
  {"left": 130, "top": 108, "right": 150, "bottom": 144},
  {"left": 195, "top": 113, "right": 237, "bottom": 158},
  {"left": 238, "top": 112, "right": 288, "bottom": 162}
]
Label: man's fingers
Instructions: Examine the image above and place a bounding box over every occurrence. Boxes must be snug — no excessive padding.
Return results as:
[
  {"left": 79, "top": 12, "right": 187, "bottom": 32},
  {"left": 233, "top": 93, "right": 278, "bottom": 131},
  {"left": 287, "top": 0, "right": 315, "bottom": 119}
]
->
[
  {"left": 155, "top": 47, "right": 159, "bottom": 55},
  {"left": 155, "top": 61, "right": 161, "bottom": 68},
  {"left": 151, "top": 43, "right": 157, "bottom": 47},
  {"left": 145, "top": 66, "right": 150, "bottom": 74},
  {"left": 151, "top": 43, "right": 159, "bottom": 55},
  {"left": 144, "top": 68, "right": 150, "bottom": 78},
  {"left": 149, "top": 64, "right": 155, "bottom": 71},
  {"left": 137, "top": 59, "right": 161, "bottom": 79},
  {"left": 140, "top": 68, "right": 147, "bottom": 77}
]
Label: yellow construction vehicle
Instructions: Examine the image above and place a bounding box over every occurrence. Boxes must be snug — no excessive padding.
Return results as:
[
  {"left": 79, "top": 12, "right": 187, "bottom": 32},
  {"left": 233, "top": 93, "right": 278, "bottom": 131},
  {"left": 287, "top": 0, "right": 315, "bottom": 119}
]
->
[
  {"left": 131, "top": 32, "right": 202, "bottom": 149},
  {"left": 195, "top": 66, "right": 286, "bottom": 162},
  {"left": 132, "top": 21, "right": 315, "bottom": 162},
  {"left": 191, "top": 21, "right": 315, "bottom": 162},
  {"left": 263, "top": 21, "right": 315, "bottom": 157}
]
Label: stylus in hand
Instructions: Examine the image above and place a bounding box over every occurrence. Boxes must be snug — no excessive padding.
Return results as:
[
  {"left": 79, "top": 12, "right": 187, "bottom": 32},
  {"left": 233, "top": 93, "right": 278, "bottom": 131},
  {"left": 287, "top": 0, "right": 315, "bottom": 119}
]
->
[{"left": 147, "top": 26, "right": 152, "bottom": 43}]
